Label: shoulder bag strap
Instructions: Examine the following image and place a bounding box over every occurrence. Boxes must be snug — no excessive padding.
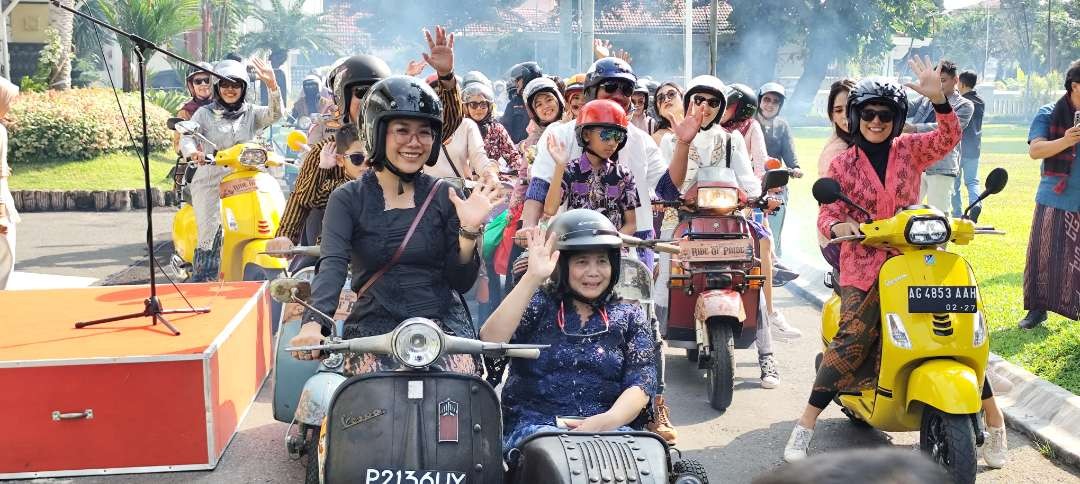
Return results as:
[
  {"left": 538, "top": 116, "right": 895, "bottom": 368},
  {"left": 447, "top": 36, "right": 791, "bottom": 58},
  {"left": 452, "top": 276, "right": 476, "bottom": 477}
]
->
[
  {"left": 441, "top": 144, "right": 467, "bottom": 179},
  {"left": 355, "top": 179, "right": 444, "bottom": 299}
]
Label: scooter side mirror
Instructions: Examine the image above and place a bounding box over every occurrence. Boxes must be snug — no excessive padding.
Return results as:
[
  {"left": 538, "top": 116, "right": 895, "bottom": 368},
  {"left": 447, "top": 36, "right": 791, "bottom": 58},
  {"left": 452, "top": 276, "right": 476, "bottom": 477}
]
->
[
  {"left": 296, "top": 116, "right": 313, "bottom": 131},
  {"left": 762, "top": 169, "right": 790, "bottom": 191},
  {"left": 167, "top": 117, "right": 182, "bottom": 130},
  {"left": 984, "top": 167, "right": 1008, "bottom": 195},
  {"left": 812, "top": 178, "right": 843, "bottom": 204},
  {"left": 286, "top": 130, "right": 310, "bottom": 152},
  {"left": 172, "top": 120, "right": 201, "bottom": 135},
  {"left": 269, "top": 278, "right": 312, "bottom": 304}
]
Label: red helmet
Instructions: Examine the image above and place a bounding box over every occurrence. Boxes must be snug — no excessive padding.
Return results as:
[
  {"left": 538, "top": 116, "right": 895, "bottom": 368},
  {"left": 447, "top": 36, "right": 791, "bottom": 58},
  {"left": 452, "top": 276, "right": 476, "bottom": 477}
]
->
[{"left": 575, "top": 99, "right": 629, "bottom": 149}]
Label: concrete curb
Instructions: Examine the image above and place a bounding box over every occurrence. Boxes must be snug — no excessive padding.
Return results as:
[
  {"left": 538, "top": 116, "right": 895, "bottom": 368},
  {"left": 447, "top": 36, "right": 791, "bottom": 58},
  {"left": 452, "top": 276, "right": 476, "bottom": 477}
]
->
[{"left": 782, "top": 255, "right": 1080, "bottom": 469}]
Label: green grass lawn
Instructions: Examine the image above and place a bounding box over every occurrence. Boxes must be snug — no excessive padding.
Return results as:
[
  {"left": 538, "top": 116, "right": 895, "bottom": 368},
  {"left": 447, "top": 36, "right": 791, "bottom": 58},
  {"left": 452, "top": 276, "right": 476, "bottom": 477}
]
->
[
  {"left": 9, "top": 150, "right": 176, "bottom": 191},
  {"left": 787, "top": 124, "right": 1079, "bottom": 394}
]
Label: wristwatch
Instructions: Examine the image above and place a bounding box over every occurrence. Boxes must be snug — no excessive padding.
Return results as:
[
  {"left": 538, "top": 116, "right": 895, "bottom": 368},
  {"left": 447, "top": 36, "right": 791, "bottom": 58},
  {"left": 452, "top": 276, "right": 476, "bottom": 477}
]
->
[
  {"left": 459, "top": 225, "right": 483, "bottom": 240},
  {"left": 438, "top": 70, "right": 455, "bottom": 81}
]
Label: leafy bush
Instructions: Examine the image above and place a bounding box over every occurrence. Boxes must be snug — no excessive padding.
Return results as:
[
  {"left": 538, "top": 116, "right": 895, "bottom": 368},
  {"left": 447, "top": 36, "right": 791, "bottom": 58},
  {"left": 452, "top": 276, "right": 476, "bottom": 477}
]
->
[
  {"left": 147, "top": 88, "right": 190, "bottom": 114},
  {"left": 7, "top": 88, "right": 172, "bottom": 165}
]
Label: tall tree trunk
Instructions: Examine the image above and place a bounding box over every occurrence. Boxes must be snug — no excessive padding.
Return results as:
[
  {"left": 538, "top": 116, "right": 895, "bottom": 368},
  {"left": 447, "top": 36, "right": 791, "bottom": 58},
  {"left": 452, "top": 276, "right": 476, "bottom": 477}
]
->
[
  {"left": 121, "top": 50, "right": 133, "bottom": 91},
  {"left": 48, "top": 0, "right": 75, "bottom": 90},
  {"left": 787, "top": 24, "right": 840, "bottom": 118}
]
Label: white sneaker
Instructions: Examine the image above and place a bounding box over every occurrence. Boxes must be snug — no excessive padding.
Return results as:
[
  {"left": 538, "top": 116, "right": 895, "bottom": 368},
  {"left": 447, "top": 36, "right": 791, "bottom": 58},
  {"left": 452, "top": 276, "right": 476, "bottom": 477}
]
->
[
  {"left": 981, "top": 425, "right": 1008, "bottom": 469},
  {"left": 770, "top": 311, "right": 803, "bottom": 339},
  {"left": 759, "top": 354, "right": 780, "bottom": 389},
  {"left": 783, "top": 424, "right": 814, "bottom": 462}
]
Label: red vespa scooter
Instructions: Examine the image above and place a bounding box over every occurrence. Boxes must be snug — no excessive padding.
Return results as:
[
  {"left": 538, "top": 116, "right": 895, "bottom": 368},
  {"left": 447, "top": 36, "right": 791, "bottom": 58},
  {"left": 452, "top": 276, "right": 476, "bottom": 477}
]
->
[{"left": 657, "top": 167, "right": 789, "bottom": 412}]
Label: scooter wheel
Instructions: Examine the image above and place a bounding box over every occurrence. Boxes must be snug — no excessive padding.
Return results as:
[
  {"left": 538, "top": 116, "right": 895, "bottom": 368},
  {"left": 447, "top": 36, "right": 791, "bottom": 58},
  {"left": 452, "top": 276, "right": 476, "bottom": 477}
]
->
[
  {"left": 303, "top": 425, "right": 320, "bottom": 484},
  {"left": 920, "top": 407, "right": 977, "bottom": 484},
  {"left": 671, "top": 458, "right": 708, "bottom": 484}
]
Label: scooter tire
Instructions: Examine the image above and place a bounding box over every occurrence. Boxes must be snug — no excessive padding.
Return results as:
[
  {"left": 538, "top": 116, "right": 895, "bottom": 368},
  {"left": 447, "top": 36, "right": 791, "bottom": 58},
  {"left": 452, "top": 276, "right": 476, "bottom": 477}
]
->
[
  {"left": 920, "top": 407, "right": 977, "bottom": 484},
  {"left": 303, "top": 424, "right": 320, "bottom": 484},
  {"left": 706, "top": 324, "right": 735, "bottom": 413},
  {"left": 671, "top": 458, "right": 709, "bottom": 484}
]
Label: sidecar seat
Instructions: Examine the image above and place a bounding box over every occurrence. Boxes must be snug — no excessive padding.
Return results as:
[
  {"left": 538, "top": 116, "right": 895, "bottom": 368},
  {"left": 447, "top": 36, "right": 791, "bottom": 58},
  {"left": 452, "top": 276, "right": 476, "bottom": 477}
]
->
[{"left": 508, "top": 431, "right": 669, "bottom": 484}]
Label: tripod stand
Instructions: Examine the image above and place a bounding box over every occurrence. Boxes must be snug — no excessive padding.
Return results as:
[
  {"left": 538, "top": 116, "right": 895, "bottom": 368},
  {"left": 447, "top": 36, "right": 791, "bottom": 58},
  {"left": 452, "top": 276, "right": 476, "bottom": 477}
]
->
[{"left": 58, "top": 1, "right": 221, "bottom": 335}]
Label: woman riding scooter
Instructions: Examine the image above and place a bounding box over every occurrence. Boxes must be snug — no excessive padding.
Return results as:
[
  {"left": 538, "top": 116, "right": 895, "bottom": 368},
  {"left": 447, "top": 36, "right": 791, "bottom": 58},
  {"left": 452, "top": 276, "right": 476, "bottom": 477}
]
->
[
  {"left": 783, "top": 57, "right": 965, "bottom": 462},
  {"left": 288, "top": 76, "right": 502, "bottom": 375},
  {"left": 172, "top": 62, "right": 214, "bottom": 154},
  {"left": 480, "top": 209, "right": 656, "bottom": 452},
  {"left": 179, "top": 57, "right": 283, "bottom": 282}
]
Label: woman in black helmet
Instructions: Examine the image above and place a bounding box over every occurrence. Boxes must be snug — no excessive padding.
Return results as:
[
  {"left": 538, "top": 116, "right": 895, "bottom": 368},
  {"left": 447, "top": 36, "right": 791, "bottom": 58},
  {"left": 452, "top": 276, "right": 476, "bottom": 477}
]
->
[
  {"left": 288, "top": 76, "right": 504, "bottom": 376},
  {"left": 481, "top": 209, "right": 657, "bottom": 453}
]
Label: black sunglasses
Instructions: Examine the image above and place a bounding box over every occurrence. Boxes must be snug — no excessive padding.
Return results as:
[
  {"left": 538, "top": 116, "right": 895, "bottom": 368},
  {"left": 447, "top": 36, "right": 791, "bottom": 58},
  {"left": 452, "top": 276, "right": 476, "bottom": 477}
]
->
[
  {"left": 859, "top": 109, "right": 896, "bottom": 123},
  {"left": 693, "top": 95, "right": 722, "bottom": 108},
  {"left": 656, "top": 91, "right": 679, "bottom": 102},
  {"left": 598, "top": 81, "right": 634, "bottom": 97},
  {"left": 343, "top": 153, "right": 366, "bottom": 166},
  {"left": 218, "top": 80, "right": 243, "bottom": 90},
  {"left": 191, "top": 77, "right": 211, "bottom": 85}
]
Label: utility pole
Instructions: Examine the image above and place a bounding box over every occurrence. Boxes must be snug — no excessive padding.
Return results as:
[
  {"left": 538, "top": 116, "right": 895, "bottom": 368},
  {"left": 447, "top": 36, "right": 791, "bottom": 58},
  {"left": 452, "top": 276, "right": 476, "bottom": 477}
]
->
[
  {"left": 683, "top": 0, "right": 692, "bottom": 81},
  {"left": 708, "top": 0, "right": 718, "bottom": 75},
  {"left": 0, "top": 0, "right": 23, "bottom": 79},
  {"left": 1046, "top": 0, "right": 1053, "bottom": 73},
  {"left": 558, "top": 0, "right": 573, "bottom": 73},
  {"left": 580, "top": 0, "right": 594, "bottom": 72}
]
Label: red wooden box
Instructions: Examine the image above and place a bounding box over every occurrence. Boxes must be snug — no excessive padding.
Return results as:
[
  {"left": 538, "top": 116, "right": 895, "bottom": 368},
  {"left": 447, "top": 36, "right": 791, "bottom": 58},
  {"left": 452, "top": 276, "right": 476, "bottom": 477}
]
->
[{"left": 0, "top": 282, "right": 271, "bottom": 479}]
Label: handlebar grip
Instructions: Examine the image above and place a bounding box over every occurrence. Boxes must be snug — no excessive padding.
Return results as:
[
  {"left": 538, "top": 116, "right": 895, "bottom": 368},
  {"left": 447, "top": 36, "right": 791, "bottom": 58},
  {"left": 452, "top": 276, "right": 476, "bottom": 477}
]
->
[
  {"left": 654, "top": 243, "right": 681, "bottom": 254},
  {"left": 504, "top": 348, "right": 541, "bottom": 359}
]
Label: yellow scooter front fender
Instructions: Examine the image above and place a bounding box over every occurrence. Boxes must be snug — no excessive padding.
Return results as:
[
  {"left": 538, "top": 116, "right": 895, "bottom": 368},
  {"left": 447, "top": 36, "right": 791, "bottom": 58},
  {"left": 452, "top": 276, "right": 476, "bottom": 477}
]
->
[{"left": 906, "top": 359, "right": 982, "bottom": 415}]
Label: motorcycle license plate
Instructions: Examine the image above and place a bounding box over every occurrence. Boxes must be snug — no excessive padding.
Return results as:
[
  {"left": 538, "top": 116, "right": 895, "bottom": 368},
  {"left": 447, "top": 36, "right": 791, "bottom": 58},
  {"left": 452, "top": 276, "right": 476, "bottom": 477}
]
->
[
  {"left": 907, "top": 286, "right": 978, "bottom": 313},
  {"left": 681, "top": 239, "right": 752, "bottom": 262},
  {"left": 364, "top": 469, "right": 465, "bottom": 484}
]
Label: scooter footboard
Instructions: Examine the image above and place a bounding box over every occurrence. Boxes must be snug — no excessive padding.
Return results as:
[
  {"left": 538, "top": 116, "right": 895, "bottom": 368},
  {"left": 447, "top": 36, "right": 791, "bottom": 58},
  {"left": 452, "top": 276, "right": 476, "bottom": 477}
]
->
[
  {"left": 323, "top": 372, "right": 504, "bottom": 484},
  {"left": 905, "top": 359, "right": 982, "bottom": 415},
  {"left": 514, "top": 431, "right": 668, "bottom": 484}
]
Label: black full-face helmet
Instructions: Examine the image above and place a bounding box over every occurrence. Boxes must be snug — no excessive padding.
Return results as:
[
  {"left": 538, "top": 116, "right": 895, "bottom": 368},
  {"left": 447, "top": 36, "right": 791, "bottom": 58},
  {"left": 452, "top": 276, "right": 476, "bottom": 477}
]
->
[
  {"left": 360, "top": 76, "right": 444, "bottom": 169},
  {"left": 334, "top": 54, "right": 393, "bottom": 123},
  {"left": 846, "top": 76, "right": 909, "bottom": 141},
  {"left": 683, "top": 75, "right": 728, "bottom": 130},
  {"left": 546, "top": 209, "right": 623, "bottom": 306},
  {"left": 725, "top": 83, "right": 759, "bottom": 123}
]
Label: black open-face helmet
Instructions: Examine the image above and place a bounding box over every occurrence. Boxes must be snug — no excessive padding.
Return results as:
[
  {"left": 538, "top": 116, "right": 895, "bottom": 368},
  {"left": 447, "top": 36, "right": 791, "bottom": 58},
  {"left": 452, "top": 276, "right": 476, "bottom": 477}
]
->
[
  {"left": 725, "top": 83, "right": 758, "bottom": 123},
  {"left": 847, "top": 76, "right": 908, "bottom": 141},
  {"left": 334, "top": 54, "right": 393, "bottom": 123},
  {"left": 546, "top": 209, "right": 623, "bottom": 306},
  {"left": 684, "top": 75, "right": 728, "bottom": 130},
  {"left": 360, "top": 76, "right": 444, "bottom": 168},
  {"left": 507, "top": 61, "right": 543, "bottom": 96}
]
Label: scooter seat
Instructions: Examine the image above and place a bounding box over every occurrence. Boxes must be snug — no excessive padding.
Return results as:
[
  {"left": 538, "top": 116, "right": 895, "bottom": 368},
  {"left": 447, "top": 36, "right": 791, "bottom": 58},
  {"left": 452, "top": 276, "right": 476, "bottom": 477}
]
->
[{"left": 510, "top": 431, "right": 668, "bottom": 484}]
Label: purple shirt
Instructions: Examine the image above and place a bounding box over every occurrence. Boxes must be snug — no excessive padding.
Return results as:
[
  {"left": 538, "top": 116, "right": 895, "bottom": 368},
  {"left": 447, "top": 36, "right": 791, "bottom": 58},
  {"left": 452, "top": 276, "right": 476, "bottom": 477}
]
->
[{"left": 559, "top": 153, "right": 641, "bottom": 229}]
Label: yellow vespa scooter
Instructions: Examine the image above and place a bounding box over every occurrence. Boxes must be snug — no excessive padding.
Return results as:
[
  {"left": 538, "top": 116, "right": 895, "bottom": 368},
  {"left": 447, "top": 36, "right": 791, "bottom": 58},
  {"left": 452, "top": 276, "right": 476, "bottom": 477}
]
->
[
  {"left": 169, "top": 119, "right": 299, "bottom": 282},
  {"left": 812, "top": 168, "right": 1008, "bottom": 484}
]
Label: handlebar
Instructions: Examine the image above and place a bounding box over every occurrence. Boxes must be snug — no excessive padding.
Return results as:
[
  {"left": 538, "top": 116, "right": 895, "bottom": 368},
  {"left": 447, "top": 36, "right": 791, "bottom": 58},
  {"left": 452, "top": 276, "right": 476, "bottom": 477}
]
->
[
  {"left": 619, "top": 234, "right": 681, "bottom": 254},
  {"left": 262, "top": 245, "right": 321, "bottom": 258},
  {"left": 825, "top": 234, "right": 866, "bottom": 245},
  {"left": 285, "top": 331, "right": 546, "bottom": 360}
]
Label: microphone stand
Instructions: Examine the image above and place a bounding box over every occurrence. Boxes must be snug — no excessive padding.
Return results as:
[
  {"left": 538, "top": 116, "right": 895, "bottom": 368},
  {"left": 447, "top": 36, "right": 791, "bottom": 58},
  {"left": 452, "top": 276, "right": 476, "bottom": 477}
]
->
[{"left": 56, "top": 1, "right": 225, "bottom": 335}]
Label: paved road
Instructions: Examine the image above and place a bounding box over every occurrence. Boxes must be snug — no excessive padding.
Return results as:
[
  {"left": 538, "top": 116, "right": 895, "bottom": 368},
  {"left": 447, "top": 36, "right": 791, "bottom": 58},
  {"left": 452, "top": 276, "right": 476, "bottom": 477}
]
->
[{"left": 8, "top": 211, "right": 1078, "bottom": 483}]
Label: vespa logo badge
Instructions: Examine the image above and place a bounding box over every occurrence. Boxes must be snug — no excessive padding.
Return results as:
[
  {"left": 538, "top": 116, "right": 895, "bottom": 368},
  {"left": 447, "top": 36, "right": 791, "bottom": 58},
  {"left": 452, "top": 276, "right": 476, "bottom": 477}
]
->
[
  {"left": 341, "top": 408, "right": 386, "bottom": 431},
  {"left": 924, "top": 254, "right": 936, "bottom": 265},
  {"left": 438, "top": 399, "right": 460, "bottom": 443}
]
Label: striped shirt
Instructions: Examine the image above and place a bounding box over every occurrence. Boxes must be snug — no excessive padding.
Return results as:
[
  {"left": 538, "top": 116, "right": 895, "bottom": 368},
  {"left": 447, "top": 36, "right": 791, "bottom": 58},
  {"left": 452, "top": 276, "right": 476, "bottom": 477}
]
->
[{"left": 275, "top": 81, "right": 463, "bottom": 242}]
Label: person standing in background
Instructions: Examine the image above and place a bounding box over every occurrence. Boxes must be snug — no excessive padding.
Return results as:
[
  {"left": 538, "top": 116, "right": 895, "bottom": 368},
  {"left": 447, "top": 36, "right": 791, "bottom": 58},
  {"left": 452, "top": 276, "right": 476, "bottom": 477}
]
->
[
  {"left": 0, "top": 77, "right": 19, "bottom": 289},
  {"left": 906, "top": 59, "right": 973, "bottom": 213},
  {"left": 952, "top": 70, "right": 985, "bottom": 221}
]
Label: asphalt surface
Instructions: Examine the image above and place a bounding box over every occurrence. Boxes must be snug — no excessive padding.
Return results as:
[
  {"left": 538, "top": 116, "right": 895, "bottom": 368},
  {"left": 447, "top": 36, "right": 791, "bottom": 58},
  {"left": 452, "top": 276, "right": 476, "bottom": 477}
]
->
[{"left": 8, "top": 211, "right": 1079, "bottom": 483}]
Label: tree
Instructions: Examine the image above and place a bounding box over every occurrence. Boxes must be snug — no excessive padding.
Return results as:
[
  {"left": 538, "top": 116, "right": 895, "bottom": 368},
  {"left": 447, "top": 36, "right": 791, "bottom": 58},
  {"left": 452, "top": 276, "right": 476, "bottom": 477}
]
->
[
  {"left": 200, "top": 0, "right": 252, "bottom": 63},
  {"left": 357, "top": 0, "right": 515, "bottom": 47},
  {"left": 240, "top": 0, "right": 339, "bottom": 63},
  {"left": 93, "top": 0, "right": 201, "bottom": 91},
  {"left": 47, "top": 0, "right": 75, "bottom": 90},
  {"left": 725, "top": 0, "right": 802, "bottom": 85}
]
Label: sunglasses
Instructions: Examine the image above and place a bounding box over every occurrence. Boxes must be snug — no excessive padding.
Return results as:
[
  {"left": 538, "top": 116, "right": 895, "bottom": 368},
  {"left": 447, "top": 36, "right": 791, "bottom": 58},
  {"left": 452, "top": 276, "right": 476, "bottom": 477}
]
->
[
  {"left": 218, "top": 80, "right": 243, "bottom": 90},
  {"left": 693, "top": 95, "right": 722, "bottom": 108},
  {"left": 598, "top": 81, "right": 634, "bottom": 97},
  {"left": 556, "top": 302, "right": 611, "bottom": 338},
  {"left": 859, "top": 109, "right": 896, "bottom": 123},
  {"left": 592, "top": 127, "right": 627, "bottom": 144},
  {"left": 341, "top": 152, "right": 366, "bottom": 166},
  {"left": 656, "top": 91, "right": 679, "bottom": 102},
  {"left": 465, "top": 101, "right": 489, "bottom": 110},
  {"left": 191, "top": 77, "right": 211, "bottom": 86}
]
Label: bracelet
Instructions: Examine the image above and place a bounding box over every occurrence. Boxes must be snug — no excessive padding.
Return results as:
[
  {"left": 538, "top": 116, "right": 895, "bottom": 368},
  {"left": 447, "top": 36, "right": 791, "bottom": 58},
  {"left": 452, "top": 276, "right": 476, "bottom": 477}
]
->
[
  {"left": 459, "top": 225, "right": 483, "bottom": 240},
  {"left": 438, "top": 70, "right": 455, "bottom": 81},
  {"left": 676, "top": 138, "right": 692, "bottom": 147}
]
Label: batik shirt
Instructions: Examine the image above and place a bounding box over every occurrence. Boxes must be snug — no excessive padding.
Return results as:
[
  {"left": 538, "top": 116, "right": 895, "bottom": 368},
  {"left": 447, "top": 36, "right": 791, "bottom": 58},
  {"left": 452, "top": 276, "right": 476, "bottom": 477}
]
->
[
  {"left": 501, "top": 290, "right": 658, "bottom": 442},
  {"left": 558, "top": 153, "right": 641, "bottom": 229}
]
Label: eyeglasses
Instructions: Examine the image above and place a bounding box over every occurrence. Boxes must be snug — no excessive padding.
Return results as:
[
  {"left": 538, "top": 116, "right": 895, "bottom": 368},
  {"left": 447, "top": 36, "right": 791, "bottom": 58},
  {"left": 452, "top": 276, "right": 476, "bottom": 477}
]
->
[
  {"left": 465, "top": 101, "right": 489, "bottom": 110},
  {"left": 858, "top": 109, "right": 896, "bottom": 123},
  {"left": 391, "top": 128, "right": 435, "bottom": 145},
  {"left": 598, "top": 80, "right": 634, "bottom": 97},
  {"left": 218, "top": 80, "right": 243, "bottom": 90},
  {"left": 592, "top": 127, "right": 627, "bottom": 144},
  {"left": 341, "top": 152, "right": 366, "bottom": 166},
  {"left": 693, "top": 95, "right": 722, "bottom": 108},
  {"left": 191, "top": 77, "right": 211, "bottom": 86},
  {"left": 656, "top": 91, "right": 679, "bottom": 102},
  {"left": 556, "top": 301, "right": 611, "bottom": 338}
]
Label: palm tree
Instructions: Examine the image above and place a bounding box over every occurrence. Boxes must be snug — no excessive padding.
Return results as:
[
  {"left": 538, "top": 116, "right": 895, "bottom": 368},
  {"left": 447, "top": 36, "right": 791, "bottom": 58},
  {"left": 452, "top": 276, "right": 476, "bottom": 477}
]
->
[
  {"left": 239, "top": 0, "right": 339, "bottom": 64},
  {"left": 94, "top": 0, "right": 201, "bottom": 91},
  {"left": 47, "top": 0, "right": 75, "bottom": 90},
  {"left": 200, "top": 0, "right": 252, "bottom": 62}
]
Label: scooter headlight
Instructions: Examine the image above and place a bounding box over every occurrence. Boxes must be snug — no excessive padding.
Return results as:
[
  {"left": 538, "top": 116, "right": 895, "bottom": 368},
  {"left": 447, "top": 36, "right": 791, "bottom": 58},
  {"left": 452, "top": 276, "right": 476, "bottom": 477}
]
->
[
  {"left": 391, "top": 318, "right": 444, "bottom": 368},
  {"left": 697, "top": 187, "right": 739, "bottom": 212},
  {"left": 972, "top": 311, "right": 987, "bottom": 347},
  {"left": 239, "top": 148, "right": 268, "bottom": 166},
  {"left": 885, "top": 313, "right": 912, "bottom": 349},
  {"left": 905, "top": 216, "right": 951, "bottom": 245}
]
